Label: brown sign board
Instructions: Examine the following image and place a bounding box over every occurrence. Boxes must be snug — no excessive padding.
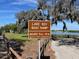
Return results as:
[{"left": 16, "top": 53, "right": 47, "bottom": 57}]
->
[{"left": 28, "top": 20, "right": 50, "bottom": 38}]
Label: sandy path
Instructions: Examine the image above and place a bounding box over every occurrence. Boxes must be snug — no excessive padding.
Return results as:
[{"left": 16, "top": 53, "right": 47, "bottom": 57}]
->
[
  {"left": 51, "top": 40, "right": 79, "bottom": 59},
  {"left": 21, "top": 40, "right": 56, "bottom": 59}
]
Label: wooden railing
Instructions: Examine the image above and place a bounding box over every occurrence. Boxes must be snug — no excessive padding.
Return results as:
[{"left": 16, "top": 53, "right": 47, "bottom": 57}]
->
[
  {"left": 9, "top": 47, "right": 22, "bottom": 59},
  {"left": 9, "top": 39, "right": 50, "bottom": 59},
  {"left": 6, "top": 41, "right": 22, "bottom": 59}
]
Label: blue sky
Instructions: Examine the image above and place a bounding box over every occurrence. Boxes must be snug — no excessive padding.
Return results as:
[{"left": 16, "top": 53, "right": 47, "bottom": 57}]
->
[
  {"left": 51, "top": 20, "right": 79, "bottom": 30},
  {"left": 0, "top": 0, "right": 79, "bottom": 30},
  {"left": 0, "top": 0, "right": 38, "bottom": 26}
]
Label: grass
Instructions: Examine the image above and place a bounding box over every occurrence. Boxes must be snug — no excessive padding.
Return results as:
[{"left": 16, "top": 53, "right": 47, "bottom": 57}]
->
[{"left": 5, "top": 33, "right": 28, "bottom": 42}]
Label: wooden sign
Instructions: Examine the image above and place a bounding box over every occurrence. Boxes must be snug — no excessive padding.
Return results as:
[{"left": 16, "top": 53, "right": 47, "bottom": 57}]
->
[{"left": 28, "top": 20, "right": 50, "bottom": 38}]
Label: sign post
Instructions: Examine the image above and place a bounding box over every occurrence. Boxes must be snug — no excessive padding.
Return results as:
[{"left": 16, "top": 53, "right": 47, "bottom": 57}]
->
[
  {"left": 28, "top": 20, "right": 50, "bottom": 59},
  {"left": 39, "top": 39, "right": 41, "bottom": 59}
]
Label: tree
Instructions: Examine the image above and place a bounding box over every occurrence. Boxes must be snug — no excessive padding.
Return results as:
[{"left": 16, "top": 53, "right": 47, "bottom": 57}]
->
[
  {"left": 10, "top": 24, "right": 17, "bottom": 32},
  {"left": 16, "top": 10, "right": 38, "bottom": 33},
  {"left": 16, "top": 0, "right": 79, "bottom": 33},
  {"left": 0, "top": 26, "right": 4, "bottom": 33},
  {"left": 0, "top": 24, "right": 17, "bottom": 33}
]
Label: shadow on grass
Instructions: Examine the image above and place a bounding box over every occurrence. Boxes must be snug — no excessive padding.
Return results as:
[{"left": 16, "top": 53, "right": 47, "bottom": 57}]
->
[{"left": 22, "top": 35, "right": 28, "bottom": 37}]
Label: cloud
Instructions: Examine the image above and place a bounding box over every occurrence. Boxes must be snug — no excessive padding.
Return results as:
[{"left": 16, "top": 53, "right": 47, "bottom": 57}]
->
[
  {"left": 11, "top": 0, "right": 38, "bottom": 5},
  {"left": 0, "top": 10, "right": 18, "bottom": 13},
  {"left": 0, "top": 14, "right": 15, "bottom": 19},
  {"left": 0, "top": 9, "right": 23, "bottom": 14}
]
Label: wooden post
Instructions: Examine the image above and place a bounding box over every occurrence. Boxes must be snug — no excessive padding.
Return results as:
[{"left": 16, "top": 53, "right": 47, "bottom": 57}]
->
[{"left": 9, "top": 47, "right": 22, "bottom": 59}]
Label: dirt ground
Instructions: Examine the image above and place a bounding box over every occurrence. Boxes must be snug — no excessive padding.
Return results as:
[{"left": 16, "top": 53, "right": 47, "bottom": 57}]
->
[
  {"left": 21, "top": 39, "right": 56, "bottom": 59},
  {"left": 51, "top": 40, "right": 79, "bottom": 59}
]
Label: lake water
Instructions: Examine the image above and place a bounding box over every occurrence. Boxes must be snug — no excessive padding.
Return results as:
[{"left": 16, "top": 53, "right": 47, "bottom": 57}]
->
[{"left": 52, "top": 31, "right": 79, "bottom": 36}]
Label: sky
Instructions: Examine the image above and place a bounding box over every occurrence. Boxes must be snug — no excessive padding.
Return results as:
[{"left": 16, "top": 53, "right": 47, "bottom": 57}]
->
[
  {"left": 51, "top": 20, "right": 79, "bottom": 30},
  {"left": 0, "top": 0, "right": 38, "bottom": 26},
  {"left": 0, "top": 0, "right": 79, "bottom": 30}
]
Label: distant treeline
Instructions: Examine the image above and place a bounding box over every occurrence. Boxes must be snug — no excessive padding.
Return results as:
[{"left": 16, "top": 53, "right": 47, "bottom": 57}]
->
[{"left": 0, "top": 23, "right": 17, "bottom": 33}]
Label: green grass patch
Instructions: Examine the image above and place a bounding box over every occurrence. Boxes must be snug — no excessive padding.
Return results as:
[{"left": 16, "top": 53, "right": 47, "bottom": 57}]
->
[{"left": 5, "top": 33, "right": 28, "bottom": 42}]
